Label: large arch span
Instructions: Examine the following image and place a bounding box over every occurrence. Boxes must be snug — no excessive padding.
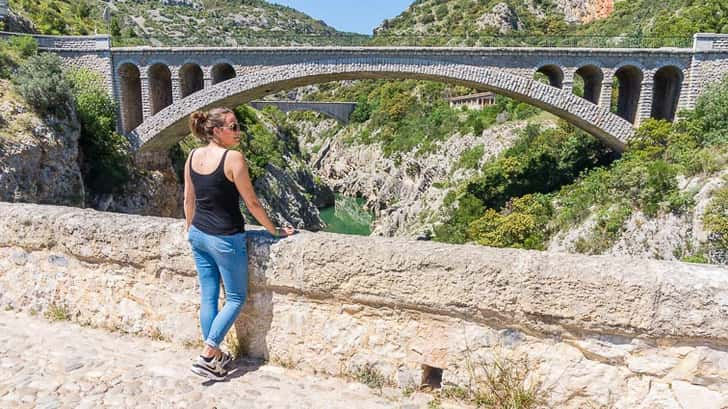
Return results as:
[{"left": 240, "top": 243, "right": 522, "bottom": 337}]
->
[{"left": 130, "top": 59, "right": 635, "bottom": 153}]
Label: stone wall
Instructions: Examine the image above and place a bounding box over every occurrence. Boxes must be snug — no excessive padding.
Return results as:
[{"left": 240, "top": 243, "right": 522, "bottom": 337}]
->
[
  {"left": 0, "top": 31, "right": 111, "bottom": 50},
  {"left": 0, "top": 32, "right": 114, "bottom": 94},
  {"left": 2, "top": 202, "right": 728, "bottom": 407}
]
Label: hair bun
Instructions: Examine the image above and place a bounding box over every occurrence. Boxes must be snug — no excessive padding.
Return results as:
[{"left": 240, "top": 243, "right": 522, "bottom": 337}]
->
[{"left": 192, "top": 111, "right": 208, "bottom": 122}]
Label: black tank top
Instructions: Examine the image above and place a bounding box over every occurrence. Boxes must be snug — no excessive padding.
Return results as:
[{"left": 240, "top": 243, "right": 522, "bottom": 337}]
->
[{"left": 190, "top": 149, "right": 245, "bottom": 235}]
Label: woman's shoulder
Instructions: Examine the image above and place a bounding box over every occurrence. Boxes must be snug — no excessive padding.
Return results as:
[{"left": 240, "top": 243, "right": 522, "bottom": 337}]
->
[{"left": 226, "top": 149, "right": 245, "bottom": 161}]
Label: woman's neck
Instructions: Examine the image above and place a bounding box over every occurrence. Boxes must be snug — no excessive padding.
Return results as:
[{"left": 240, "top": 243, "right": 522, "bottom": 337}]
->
[{"left": 207, "top": 140, "right": 225, "bottom": 150}]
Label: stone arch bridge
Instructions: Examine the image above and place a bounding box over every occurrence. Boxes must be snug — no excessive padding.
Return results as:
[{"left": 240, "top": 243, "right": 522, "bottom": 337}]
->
[
  {"left": 3, "top": 32, "right": 728, "bottom": 153},
  {"left": 248, "top": 100, "right": 358, "bottom": 124}
]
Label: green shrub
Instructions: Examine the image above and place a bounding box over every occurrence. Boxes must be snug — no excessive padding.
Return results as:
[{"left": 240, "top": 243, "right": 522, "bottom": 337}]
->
[
  {"left": 685, "top": 74, "right": 728, "bottom": 146},
  {"left": 14, "top": 53, "right": 74, "bottom": 117},
  {"left": 573, "top": 204, "right": 632, "bottom": 254},
  {"left": 8, "top": 36, "right": 38, "bottom": 58},
  {"left": 0, "top": 40, "right": 23, "bottom": 79},
  {"left": 436, "top": 122, "right": 615, "bottom": 245},
  {"left": 350, "top": 95, "right": 372, "bottom": 123},
  {"left": 468, "top": 194, "right": 553, "bottom": 250},
  {"left": 455, "top": 145, "right": 485, "bottom": 171},
  {"left": 703, "top": 184, "right": 728, "bottom": 258},
  {"left": 67, "top": 68, "right": 131, "bottom": 194},
  {"left": 233, "top": 105, "right": 290, "bottom": 181}
]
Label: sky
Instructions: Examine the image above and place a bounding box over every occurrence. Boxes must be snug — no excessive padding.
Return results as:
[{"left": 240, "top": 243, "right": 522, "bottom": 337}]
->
[{"left": 266, "top": 0, "right": 413, "bottom": 35}]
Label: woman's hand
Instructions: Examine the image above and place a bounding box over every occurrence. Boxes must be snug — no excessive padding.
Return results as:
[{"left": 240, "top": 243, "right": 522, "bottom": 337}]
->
[{"left": 276, "top": 226, "right": 297, "bottom": 237}]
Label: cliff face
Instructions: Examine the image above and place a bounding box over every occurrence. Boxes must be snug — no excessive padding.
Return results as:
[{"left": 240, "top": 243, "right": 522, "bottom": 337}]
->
[
  {"left": 0, "top": 80, "right": 85, "bottom": 206},
  {"left": 556, "top": 0, "right": 614, "bottom": 24},
  {"left": 297, "top": 116, "right": 541, "bottom": 237},
  {"left": 374, "top": 0, "right": 617, "bottom": 39},
  {"left": 0, "top": 79, "right": 186, "bottom": 218}
]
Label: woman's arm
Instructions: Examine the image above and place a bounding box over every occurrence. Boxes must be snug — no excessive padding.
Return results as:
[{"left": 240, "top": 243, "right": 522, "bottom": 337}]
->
[
  {"left": 183, "top": 152, "right": 195, "bottom": 231},
  {"left": 229, "top": 151, "right": 293, "bottom": 236}
]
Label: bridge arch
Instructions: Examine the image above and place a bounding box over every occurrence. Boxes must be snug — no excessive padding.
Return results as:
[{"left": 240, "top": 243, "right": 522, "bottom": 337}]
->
[
  {"left": 211, "top": 62, "right": 236, "bottom": 85},
  {"left": 130, "top": 59, "right": 635, "bottom": 153},
  {"left": 535, "top": 64, "right": 564, "bottom": 89},
  {"left": 651, "top": 65, "right": 683, "bottom": 122},
  {"left": 574, "top": 64, "right": 603, "bottom": 104},
  {"left": 117, "top": 63, "right": 143, "bottom": 133},
  {"left": 179, "top": 63, "right": 204, "bottom": 98},
  {"left": 148, "top": 63, "right": 173, "bottom": 115},
  {"left": 612, "top": 64, "right": 643, "bottom": 124}
]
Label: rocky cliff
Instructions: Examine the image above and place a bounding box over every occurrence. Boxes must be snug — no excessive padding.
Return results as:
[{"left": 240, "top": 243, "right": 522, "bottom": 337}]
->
[
  {"left": 297, "top": 114, "right": 546, "bottom": 237},
  {"left": 0, "top": 79, "right": 85, "bottom": 206},
  {"left": 374, "top": 0, "right": 616, "bottom": 38}
]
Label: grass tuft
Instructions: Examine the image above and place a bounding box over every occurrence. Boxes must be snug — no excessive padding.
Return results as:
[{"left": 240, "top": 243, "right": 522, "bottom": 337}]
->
[{"left": 44, "top": 304, "right": 71, "bottom": 322}]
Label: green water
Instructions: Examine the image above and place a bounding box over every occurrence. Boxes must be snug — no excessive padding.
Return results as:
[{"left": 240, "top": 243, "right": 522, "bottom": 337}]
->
[{"left": 319, "top": 194, "right": 373, "bottom": 236}]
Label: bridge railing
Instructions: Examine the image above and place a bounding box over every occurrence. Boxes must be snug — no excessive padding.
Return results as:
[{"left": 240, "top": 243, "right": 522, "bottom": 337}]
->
[{"left": 0, "top": 31, "right": 110, "bottom": 50}]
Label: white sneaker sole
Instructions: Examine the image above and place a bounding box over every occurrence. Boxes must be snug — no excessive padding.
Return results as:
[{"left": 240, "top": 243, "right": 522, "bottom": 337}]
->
[{"left": 191, "top": 364, "right": 227, "bottom": 381}]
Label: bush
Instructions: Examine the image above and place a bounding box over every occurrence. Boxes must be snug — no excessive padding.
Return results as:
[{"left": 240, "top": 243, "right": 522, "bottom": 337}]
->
[
  {"left": 685, "top": 74, "right": 728, "bottom": 146},
  {"left": 703, "top": 184, "right": 728, "bottom": 259},
  {"left": 468, "top": 194, "right": 553, "bottom": 250},
  {"left": 454, "top": 145, "right": 485, "bottom": 171},
  {"left": 233, "top": 105, "right": 289, "bottom": 181},
  {"left": 0, "top": 40, "right": 23, "bottom": 79},
  {"left": 8, "top": 36, "right": 39, "bottom": 58},
  {"left": 350, "top": 96, "right": 372, "bottom": 123},
  {"left": 14, "top": 53, "right": 74, "bottom": 117},
  {"left": 67, "top": 68, "right": 131, "bottom": 193}
]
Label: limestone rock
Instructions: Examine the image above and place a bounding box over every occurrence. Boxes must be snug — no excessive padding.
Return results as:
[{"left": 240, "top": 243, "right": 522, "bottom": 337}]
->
[
  {"left": 0, "top": 80, "right": 85, "bottom": 207},
  {"left": 102, "top": 168, "right": 183, "bottom": 218},
  {"left": 476, "top": 3, "right": 524, "bottom": 34},
  {"left": 253, "top": 163, "right": 325, "bottom": 231},
  {"left": 554, "top": 0, "right": 614, "bottom": 24}
]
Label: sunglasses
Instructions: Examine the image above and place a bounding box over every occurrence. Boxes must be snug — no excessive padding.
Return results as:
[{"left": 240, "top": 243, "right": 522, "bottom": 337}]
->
[{"left": 219, "top": 123, "right": 240, "bottom": 131}]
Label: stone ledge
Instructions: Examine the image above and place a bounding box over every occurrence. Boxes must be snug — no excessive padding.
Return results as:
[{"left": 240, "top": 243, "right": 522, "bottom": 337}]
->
[{"left": 2, "top": 201, "right": 728, "bottom": 344}]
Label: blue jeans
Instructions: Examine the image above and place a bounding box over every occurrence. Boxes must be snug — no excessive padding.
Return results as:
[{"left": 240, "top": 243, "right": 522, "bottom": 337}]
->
[{"left": 188, "top": 225, "right": 248, "bottom": 349}]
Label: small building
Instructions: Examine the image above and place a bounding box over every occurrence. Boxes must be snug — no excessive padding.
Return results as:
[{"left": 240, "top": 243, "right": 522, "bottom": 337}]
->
[{"left": 448, "top": 91, "right": 496, "bottom": 110}]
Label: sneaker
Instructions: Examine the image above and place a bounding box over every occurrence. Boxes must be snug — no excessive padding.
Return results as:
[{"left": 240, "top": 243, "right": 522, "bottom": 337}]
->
[
  {"left": 191, "top": 354, "right": 228, "bottom": 381},
  {"left": 219, "top": 351, "right": 234, "bottom": 369}
]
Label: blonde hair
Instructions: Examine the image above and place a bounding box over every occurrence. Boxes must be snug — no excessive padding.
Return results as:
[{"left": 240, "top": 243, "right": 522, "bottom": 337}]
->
[{"left": 188, "top": 107, "right": 234, "bottom": 143}]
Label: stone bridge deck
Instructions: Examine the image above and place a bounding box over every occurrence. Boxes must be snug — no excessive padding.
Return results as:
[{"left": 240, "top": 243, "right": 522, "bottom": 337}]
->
[{"left": 0, "top": 311, "right": 450, "bottom": 409}]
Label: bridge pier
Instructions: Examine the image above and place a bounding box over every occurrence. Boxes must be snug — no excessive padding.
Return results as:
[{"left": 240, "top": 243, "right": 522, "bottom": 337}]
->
[
  {"left": 140, "top": 76, "right": 152, "bottom": 122},
  {"left": 635, "top": 80, "right": 654, "bottom": 127},
  {"left": 171, "top": 71, "right": 183, "bottom": 103},
  {"left": 562, "top": 69, "right": 574, "bottom": 95},
  {"left": 598, "top": 69, "right": 614, "bottom": 109}
]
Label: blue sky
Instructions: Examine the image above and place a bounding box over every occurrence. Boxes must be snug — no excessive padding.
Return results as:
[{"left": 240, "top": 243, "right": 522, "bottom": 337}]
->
[{"left": 266, "top": 0, "right": 413, "bottom": 35}]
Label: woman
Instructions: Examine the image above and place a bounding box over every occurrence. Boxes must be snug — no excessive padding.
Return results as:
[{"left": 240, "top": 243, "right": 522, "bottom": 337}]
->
[{"left": 184, "top": 107, "right": 294, "bottom": 380}]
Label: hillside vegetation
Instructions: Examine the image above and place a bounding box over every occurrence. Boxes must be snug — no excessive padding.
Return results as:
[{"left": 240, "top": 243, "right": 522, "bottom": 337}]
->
[
  {"left": 7, "top": 0, "right": 360, "bottom": 46},
  {"left": 373, "top": 0, "right": 727, "bottom": 46}
]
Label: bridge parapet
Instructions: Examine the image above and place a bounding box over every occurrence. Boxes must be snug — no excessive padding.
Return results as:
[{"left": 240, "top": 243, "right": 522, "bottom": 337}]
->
[
  {"left": 694, "top": 33, "right": 728, "bottom": 51},
  {"left": 0, "top": 31, "right": 111, "bottom": 51},
  {"left": 2, "top": 202, "right": 728, "bottom": 407}
]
